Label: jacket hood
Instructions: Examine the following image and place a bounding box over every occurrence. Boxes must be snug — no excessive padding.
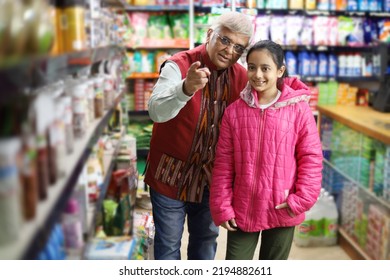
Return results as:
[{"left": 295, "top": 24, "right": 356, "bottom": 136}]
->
[{"left": 240, "top": 77, "right": 311, "bottom": 109}]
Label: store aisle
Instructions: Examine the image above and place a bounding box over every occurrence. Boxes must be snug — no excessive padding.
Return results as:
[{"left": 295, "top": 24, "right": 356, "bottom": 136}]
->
[{"left": 181, "top": 226, "right": 351, "bottom": 260}]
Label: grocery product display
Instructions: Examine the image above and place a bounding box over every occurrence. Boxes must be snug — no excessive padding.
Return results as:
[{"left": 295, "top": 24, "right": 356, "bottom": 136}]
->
[
  {"left": 318, "top": 105, "right": 390, "bottom": 260},
  {"left": 0, "top": 0, "right": 141, "bottom": 260},
  {"left": 0, "top": 0, "right": 389, "bottom": 260}
]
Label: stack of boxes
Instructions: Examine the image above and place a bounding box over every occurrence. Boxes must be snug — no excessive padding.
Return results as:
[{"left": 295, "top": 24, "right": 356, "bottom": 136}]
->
[
  {"left": 365, "top": 204, "right": 390, "bottom": 260},
  {"left": 324, "top": 116, "right": 390, "bottom": 259},
  {"left": 133, "top": 79, "right": 154, "bottom": 111},
  {"left": 340, "top": 182, "right": 359, "bottom": 236}
]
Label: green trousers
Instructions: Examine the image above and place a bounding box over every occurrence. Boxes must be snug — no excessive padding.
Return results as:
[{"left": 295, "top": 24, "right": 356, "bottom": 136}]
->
[{"left": 225, "top": 226, "right": 295, "bottom": 260}]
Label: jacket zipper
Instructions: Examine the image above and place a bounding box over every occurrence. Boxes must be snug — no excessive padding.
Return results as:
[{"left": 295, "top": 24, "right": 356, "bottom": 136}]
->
[{"left": 248, "top": 108, "right": 266, "bottom": 230}]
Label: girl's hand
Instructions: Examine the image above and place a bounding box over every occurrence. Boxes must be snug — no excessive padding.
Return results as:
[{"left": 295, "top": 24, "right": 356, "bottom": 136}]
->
[
  {"left": 275, "top": 202, "right": 295, "bottom": 217},
  {"left": 221, "top": 218, "right": 238, "bottom": 231}
]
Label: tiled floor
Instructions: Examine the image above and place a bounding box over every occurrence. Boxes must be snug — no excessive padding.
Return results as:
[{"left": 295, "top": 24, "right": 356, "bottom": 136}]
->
[{"left": 181, "top": 226, "right": 351, "bottom": 260}]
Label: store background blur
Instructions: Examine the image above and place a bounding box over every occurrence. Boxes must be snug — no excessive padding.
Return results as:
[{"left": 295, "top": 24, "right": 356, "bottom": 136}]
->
[{"left": 0, "top": 0, "right": 389, "bottom": 261}]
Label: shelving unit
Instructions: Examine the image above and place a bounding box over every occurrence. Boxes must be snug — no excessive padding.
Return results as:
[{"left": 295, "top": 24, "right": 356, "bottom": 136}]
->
[
  {"left": 318, "top": 105, "right": 390, "bottom": 260},
  {"left": 0, "top": 46, "right": 125, "bottom": 98},
  {"left": 0, "top": 38, "right": 126, "bottom": 261},
  {"left": 0, "top": 89, "right": 124, "bottom": 260}
]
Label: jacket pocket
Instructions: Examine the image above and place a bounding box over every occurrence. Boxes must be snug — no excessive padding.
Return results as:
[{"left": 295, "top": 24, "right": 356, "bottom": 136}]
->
[{"left": 154, "top": 153, "right": 185, "bottom": 187}]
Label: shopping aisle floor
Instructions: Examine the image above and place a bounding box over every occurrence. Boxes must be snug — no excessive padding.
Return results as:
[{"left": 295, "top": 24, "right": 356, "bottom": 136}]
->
[{"left": 180, "top": 226, "right": 351, "bottom": 260}]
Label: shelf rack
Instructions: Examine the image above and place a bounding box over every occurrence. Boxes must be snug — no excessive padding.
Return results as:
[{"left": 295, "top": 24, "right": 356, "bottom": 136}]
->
[
  {"left": 0, "top": 46, "right": 125, "bottom": 101},
  {"left": 318, "top": 105, "right": 390, "bottom": 260},
  {"left": 0, "top": 43, "right": 126, "bottom": 259},
  {"left": 0, "top": 91, "right": 124, "bottom": 260}
]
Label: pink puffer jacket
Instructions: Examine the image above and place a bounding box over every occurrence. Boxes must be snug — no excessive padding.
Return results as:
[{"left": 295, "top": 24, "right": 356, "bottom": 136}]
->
[{"left": 210, "top": 77, "right": 323, "bottom": 232}]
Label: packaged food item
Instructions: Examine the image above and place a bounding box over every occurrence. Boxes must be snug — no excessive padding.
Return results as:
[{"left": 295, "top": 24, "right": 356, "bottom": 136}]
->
[
  {"left": 36, "top": 132, "right": 50, "bottom": 199},
  {"left": 61, "top": 0, "right": 87, "bottom": 52},
  {"left": 85, "top": 236, "right": 136, "bottom": 260},
  {"left": 70, "top": 82, "right": 88, "bottom": 138},
  {"left": 62, "top": 198, "right": 84, "bottom": 252},
  {"left": 61, "top": 96, "right": 75, "bottom": 154},
  {"left": 94, "top": 76, "right": 105, "bottom": 118},
  {"left": 20, "top": 124, "right": 38, "bottom": 221}
]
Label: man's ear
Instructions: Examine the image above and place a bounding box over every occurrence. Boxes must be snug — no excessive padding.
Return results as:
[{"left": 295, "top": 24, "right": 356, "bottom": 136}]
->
[{"left": 205, "top": 29, "right": 213, "bottom": 44}]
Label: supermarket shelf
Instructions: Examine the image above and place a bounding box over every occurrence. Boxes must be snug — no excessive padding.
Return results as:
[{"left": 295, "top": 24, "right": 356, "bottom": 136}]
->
[
  {"left": 102, "top": 0, "right": 127, "bottom": 7},
  {"left": 317, "top": 105, "right": 390, "bottom": 145},
  {"left": 298, "top": 75, "right": 382, "bottom": 83},
  {"left": 0, "top": 91, "right": 124, "bottom": 260},
  {"left": 127, "top": 73, "right": 159, "bottom": 79},
  {"left": 323, "top": 158, "right": 390, "bottom": 210},
  {"left": 234, "top": 8, "right": 390, "bottom": 18},
  {"left": 85, "top": 127, "right": 125, "bottom": 245},
  {"left": 123, "top": 4, "right": 189, "bottom": 11},
  {"left": 338, "top": 227, "right": 372, "bottom": 260},
  {"left": 103, "top": 0, "right": 189, "bottom": 11},
  {"left": 0, "top": 46, "right": 125, "bottom": 97},
  {"left": 282, "top": 44, "right": 384, "bottom": 52},
  {"left": 128, "top": 110, "right": 149, "bottom": 116},
  {"left": 127, "top": 38, "right": 190, "bottom": 49}
]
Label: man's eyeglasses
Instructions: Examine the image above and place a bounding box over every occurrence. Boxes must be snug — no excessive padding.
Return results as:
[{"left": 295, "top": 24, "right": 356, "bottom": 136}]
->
[{"left": 214, "top": 32, "right": 246, "bottom": 55}]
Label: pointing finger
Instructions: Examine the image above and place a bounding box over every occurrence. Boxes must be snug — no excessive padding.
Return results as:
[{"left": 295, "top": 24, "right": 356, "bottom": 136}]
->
[{"left": 188, "top": 61, "right": 201, "bottom": 72}]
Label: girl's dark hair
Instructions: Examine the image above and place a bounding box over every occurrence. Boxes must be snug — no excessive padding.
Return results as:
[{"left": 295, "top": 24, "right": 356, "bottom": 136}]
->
[{"left": 246, "top": 40, "right": 289, "bottom": 87}]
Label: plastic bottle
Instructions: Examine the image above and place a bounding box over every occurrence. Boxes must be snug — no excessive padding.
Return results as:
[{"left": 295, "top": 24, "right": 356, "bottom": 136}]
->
[
  {"left": 285, "top": 51, "right": 298, "bottom": 76},
  {"left": 20, "top": 124, "right": 38, "bottom": 221},
  {"left": 0, "top": 138, "right": 23, "bottom": 245},
  {"left": 295, "top": 194, "right": 324, "bottom": 247},
  {"left": 299, "top": 51, "right": 311, "bottom": 76},
  {"left": 338, "top": 54, "right": 347, "bottom": 77},
  {"left": 322, "top": 195, "right": 339, "bottom": 246},
  {"left": 328, "top": 54, "right": 338, "bottom": 78},
  {"left": 318, "top": 53, "right": 328, "bottom": 77},
  {"left": 62, "top": 198, "right": 84, "bottom": 252}
]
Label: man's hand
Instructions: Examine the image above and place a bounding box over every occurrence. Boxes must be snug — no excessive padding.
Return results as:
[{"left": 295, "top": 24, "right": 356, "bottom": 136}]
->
[{"left": 183, "top": 61, "right": 210, "bottom": 96}]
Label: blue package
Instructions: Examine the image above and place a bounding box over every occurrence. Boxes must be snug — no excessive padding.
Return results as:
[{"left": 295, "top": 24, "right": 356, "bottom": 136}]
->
[
  {"left": 385, "top": 0, "right": 390, "bottom": 12},
  {"left": 358, "top": 0, "right": 369, "bottom": 11},
  {"left": 310, "top": 52, "right": 318, "bottom": 76},
  {"left": 299, "top": 51, "right": 311, "bottom": 76},
  {"left": 328, "top": 54, "right": 337, "bottom": 77},
  {"left": 347, "top": 0, "right": 358, "bottom": 10},
  {"left": 285, "top": 51, "right": 298, "bottom": 76},
  {"left": 318, "top": 53, "right": 328, "bottom": 77}
]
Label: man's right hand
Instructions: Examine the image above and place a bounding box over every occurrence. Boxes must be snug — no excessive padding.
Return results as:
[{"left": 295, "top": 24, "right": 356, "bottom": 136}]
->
[{"left": 183, "top": 61, "right": 211, "bottom": 96}]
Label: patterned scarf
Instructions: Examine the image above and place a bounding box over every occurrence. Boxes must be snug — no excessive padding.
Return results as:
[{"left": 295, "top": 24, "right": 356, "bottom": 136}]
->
[{"left": 177, "top": 68, "right": 230, "bottom": 202}]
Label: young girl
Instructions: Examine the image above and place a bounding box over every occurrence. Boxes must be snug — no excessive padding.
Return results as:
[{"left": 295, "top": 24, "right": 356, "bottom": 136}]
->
[{"left": 210, "top": 40, "right": 323, "bottom": 260}]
